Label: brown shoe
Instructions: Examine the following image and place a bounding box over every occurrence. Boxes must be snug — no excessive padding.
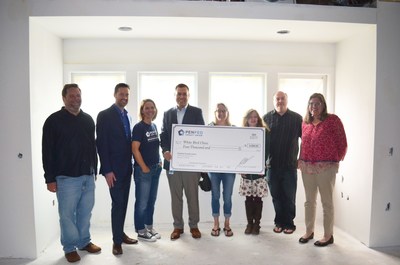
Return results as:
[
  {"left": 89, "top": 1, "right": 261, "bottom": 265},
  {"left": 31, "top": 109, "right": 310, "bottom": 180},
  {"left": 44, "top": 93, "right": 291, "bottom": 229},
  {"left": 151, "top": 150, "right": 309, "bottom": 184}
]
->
[
  {"left": 170, "top": 228, "right": 184, "bottom": 240},
  {"left": 252, "top": 224, "right": 260, "bottom": 235},
  {"left": 79, "top": 242, "right": 101, "bottom": 253},
  {"left": 123, "top": 233, "right": 138, "bottom": 244},
  {"left": 190, "top": 228, "right": 201, "bottom": 239},
  {"left": 65, "top": 251, "right": 81, "bottom": 263},
  {"left": 112, "top": 244, "right": 123, "bottom": 255},
  {"left": 245, "top": 224, "right": 253, "bottom": 235}
]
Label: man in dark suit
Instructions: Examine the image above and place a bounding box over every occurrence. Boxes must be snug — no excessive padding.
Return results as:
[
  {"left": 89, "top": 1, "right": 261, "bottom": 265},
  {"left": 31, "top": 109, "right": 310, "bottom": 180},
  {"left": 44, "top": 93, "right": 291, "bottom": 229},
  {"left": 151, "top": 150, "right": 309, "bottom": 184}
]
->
[
  {"left": 160, "top": 83, "right": 205, "bottom": 240},
  {"left": 96, "top": 83, "right": 138, "bottom": 255}
]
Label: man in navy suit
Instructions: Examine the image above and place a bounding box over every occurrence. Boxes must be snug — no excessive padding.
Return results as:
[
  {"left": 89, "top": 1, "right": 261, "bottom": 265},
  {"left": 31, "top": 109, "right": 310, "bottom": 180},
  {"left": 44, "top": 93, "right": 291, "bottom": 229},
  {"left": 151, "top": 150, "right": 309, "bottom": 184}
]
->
[
  {"left": 96, "top": 83, "right": 138, "bottom": 255},
  {"left": 160, "top": 83, "right": 205, "bottom": 240}
]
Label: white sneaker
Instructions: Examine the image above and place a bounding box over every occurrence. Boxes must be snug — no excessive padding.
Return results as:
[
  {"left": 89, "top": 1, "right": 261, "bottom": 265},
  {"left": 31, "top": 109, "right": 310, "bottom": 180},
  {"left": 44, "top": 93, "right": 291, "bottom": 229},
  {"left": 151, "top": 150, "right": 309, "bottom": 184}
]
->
[
  {"left": 138, "top": 231, "right": 156, "bottom": 242},
  {"left": 148, "top": 228, "right": 161, "bottom": 239}
]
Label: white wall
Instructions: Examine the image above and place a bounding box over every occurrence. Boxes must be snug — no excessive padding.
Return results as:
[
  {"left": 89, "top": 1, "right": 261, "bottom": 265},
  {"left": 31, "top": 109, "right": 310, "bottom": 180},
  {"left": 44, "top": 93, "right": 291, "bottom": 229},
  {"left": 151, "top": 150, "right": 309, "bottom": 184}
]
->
[
  {"left": 370, "top": 2, "right": 400, "bottom": 247},
  {"left": 0, "top": 0, "right": 37, "bottom": 259},
  {"left": 63, "top": 39, "right": 336, "bottom": 67},
  {"left": 30, "top": 19, "right": 64, "bottom": 256},
  {"left": 334, "top": 26, "right": 376, "bottom": 245}
]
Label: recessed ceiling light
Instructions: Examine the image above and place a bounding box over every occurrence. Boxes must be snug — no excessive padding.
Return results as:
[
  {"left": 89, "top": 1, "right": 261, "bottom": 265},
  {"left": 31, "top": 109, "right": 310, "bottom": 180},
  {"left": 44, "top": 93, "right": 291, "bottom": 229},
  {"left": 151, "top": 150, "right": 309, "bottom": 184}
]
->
[
  {"left": 118, "top": 26, "right": 132, "bottom": 31},
  {"left": 277, "top": 30, "right": 290, "bottom": 34}
]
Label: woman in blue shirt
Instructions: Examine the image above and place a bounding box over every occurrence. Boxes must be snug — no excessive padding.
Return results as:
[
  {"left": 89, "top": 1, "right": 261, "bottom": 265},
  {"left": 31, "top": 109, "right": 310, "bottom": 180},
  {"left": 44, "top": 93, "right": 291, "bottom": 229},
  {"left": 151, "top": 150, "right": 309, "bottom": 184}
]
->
[{"left": 132, "top": 99, "right": 162, "bottom": 242}]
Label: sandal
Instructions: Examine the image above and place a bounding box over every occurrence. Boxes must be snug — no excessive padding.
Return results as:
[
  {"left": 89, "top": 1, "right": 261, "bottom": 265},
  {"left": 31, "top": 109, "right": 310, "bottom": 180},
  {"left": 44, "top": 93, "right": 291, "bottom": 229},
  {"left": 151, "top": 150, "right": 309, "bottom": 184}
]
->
[
  {"left": 283, "top": 228, "right": 296, "bottom": 234},
  {"left": 273, "top": 226, "right": 283, "bottom": 233},
  {"left": 211, "top": 228, "right": 221, "bottom": 237},
  {"left": 223, "top": 227, "right": 233, "bottom": 237}
]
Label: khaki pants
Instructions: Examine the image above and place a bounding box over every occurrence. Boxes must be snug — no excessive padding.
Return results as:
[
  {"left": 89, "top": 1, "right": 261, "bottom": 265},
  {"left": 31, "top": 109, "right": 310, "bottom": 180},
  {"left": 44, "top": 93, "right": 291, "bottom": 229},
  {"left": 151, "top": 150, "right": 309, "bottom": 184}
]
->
[
  {"left": 301, "top": 165, "right": 337, "bottom": 236},
  {"left": 167, "top": 171, "right": 201, "bottom": 229}
]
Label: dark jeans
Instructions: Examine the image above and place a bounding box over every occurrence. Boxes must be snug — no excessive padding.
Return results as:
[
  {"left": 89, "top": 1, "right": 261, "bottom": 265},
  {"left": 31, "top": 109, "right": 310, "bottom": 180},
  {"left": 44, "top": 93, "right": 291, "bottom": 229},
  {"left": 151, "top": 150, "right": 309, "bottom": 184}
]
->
[
  {"left": 267, "top": 168, "right": 297, "bottom": 229},
  {"left": 109, "top": 172, "right": 132, "bottom": 244}
]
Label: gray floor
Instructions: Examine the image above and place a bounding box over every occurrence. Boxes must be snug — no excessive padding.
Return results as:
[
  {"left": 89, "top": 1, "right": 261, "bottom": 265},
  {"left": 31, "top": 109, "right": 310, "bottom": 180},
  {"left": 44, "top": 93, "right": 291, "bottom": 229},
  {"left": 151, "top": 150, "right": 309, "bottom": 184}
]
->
[{"left": 1, "top": 223, "right": 400, "bottom": 265}]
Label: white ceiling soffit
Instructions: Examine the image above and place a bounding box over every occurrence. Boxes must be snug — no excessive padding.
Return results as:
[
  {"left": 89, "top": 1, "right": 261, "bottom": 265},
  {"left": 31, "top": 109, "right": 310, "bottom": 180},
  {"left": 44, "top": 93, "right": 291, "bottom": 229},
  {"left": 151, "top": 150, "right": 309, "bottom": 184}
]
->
[{"left": 32, "top": 16, "right": 374, "bottom": 43}]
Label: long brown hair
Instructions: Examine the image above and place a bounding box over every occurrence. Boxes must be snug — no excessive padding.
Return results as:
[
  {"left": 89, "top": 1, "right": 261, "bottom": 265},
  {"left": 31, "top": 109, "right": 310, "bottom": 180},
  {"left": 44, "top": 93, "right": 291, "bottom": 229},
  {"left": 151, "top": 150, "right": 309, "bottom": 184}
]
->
[
  {"left": 242, "top": 109, "right": 270, "bottom": 131},
  {"left": 304, "top": 93, "right": 328, "bottom": 124}
]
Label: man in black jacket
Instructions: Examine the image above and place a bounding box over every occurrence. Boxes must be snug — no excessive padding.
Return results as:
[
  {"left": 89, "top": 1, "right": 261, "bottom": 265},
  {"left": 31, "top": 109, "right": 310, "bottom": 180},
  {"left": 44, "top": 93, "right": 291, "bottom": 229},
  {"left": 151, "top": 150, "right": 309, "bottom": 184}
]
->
[
  {"left": 42, "top": 84, "right": 101, "bottom": 263},
  {"left": 263, "top": 91, "right": 302, "bottom": 235}
]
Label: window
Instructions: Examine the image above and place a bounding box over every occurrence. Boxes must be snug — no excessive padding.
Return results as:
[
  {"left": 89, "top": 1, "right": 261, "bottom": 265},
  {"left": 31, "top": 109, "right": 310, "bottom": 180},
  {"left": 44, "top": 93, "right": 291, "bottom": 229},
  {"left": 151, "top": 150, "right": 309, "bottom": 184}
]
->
[
  {"left": 138, "top": 72, "right": 197, "bottom": 130},
  {"left": 209, "top": 73, "right": 266, "bottom": 126},
  {"left": 71, "top": 72, "right": 126, "bottom": 120},
  {"left": 278, "top": 74, "right": 326, "bottom": 117}
]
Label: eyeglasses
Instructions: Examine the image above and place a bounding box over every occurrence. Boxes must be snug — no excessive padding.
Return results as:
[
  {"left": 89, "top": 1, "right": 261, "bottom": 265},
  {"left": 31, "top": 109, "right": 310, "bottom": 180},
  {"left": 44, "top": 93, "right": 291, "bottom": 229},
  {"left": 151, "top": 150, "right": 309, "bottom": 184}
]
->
[
  {"left": 308, "top": 102, "right": 322, "bottom": 107},
  {"left": 215, "top": 110, "right": 227, "bottom": 113}
]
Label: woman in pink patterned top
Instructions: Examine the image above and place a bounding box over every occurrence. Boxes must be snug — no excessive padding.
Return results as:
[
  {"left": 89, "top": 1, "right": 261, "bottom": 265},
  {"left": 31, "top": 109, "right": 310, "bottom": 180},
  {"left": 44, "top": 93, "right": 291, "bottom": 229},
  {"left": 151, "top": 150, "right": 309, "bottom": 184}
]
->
[{"left": 298, "top": 93, "right": 347, "bottom": 247}]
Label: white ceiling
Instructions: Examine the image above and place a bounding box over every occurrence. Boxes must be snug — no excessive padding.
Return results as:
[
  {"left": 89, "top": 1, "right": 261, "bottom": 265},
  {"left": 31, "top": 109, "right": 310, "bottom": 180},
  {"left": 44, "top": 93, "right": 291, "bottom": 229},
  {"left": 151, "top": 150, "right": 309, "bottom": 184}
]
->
[{"left": 32, "top": 16, "right": 374, "bottom": 43}]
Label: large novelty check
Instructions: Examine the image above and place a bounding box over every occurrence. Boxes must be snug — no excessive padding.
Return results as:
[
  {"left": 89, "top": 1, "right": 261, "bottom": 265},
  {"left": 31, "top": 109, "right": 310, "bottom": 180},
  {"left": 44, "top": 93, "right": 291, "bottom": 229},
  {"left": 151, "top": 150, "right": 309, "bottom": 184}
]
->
[{"left": 170, "top": 124, "right": 265, "bottom": 174}]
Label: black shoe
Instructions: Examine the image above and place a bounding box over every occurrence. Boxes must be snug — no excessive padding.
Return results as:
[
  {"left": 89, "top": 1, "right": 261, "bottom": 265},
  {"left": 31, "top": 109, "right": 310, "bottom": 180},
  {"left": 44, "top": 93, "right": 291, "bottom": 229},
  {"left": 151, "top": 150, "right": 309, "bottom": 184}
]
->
[
  {"left": 314, "top": 235, "right": 334, "bottom": 247},
  {"left": 112, "top": 244, "right": 123, "bottom": 255},
  {"left": 299, "top": 232, "right": 314, "bottom": 244}
]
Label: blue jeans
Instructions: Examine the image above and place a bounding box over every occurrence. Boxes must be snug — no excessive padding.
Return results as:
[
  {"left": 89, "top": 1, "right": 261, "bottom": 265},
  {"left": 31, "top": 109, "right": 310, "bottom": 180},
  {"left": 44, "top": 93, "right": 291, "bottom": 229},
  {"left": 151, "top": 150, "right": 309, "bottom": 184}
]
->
[
  {"left": 56, "top": 175, "right": 95, "bottom": 253},
  {"left": 134, "top": 164, "right": 162, "bottom": 231},
  {"left": 209, "top": 172, "right": 236, "bottom": 218},
  {"left": 266, "top": 168, "right": 297, "bottom": 229}
]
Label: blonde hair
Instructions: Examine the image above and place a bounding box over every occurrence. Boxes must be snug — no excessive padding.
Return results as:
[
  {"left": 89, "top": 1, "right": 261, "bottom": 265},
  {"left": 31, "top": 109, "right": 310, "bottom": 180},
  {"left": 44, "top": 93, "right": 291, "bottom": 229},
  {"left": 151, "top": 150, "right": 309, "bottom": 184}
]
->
[{"left": 213, "top": 103, "right": 231, "bottom": 126}]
